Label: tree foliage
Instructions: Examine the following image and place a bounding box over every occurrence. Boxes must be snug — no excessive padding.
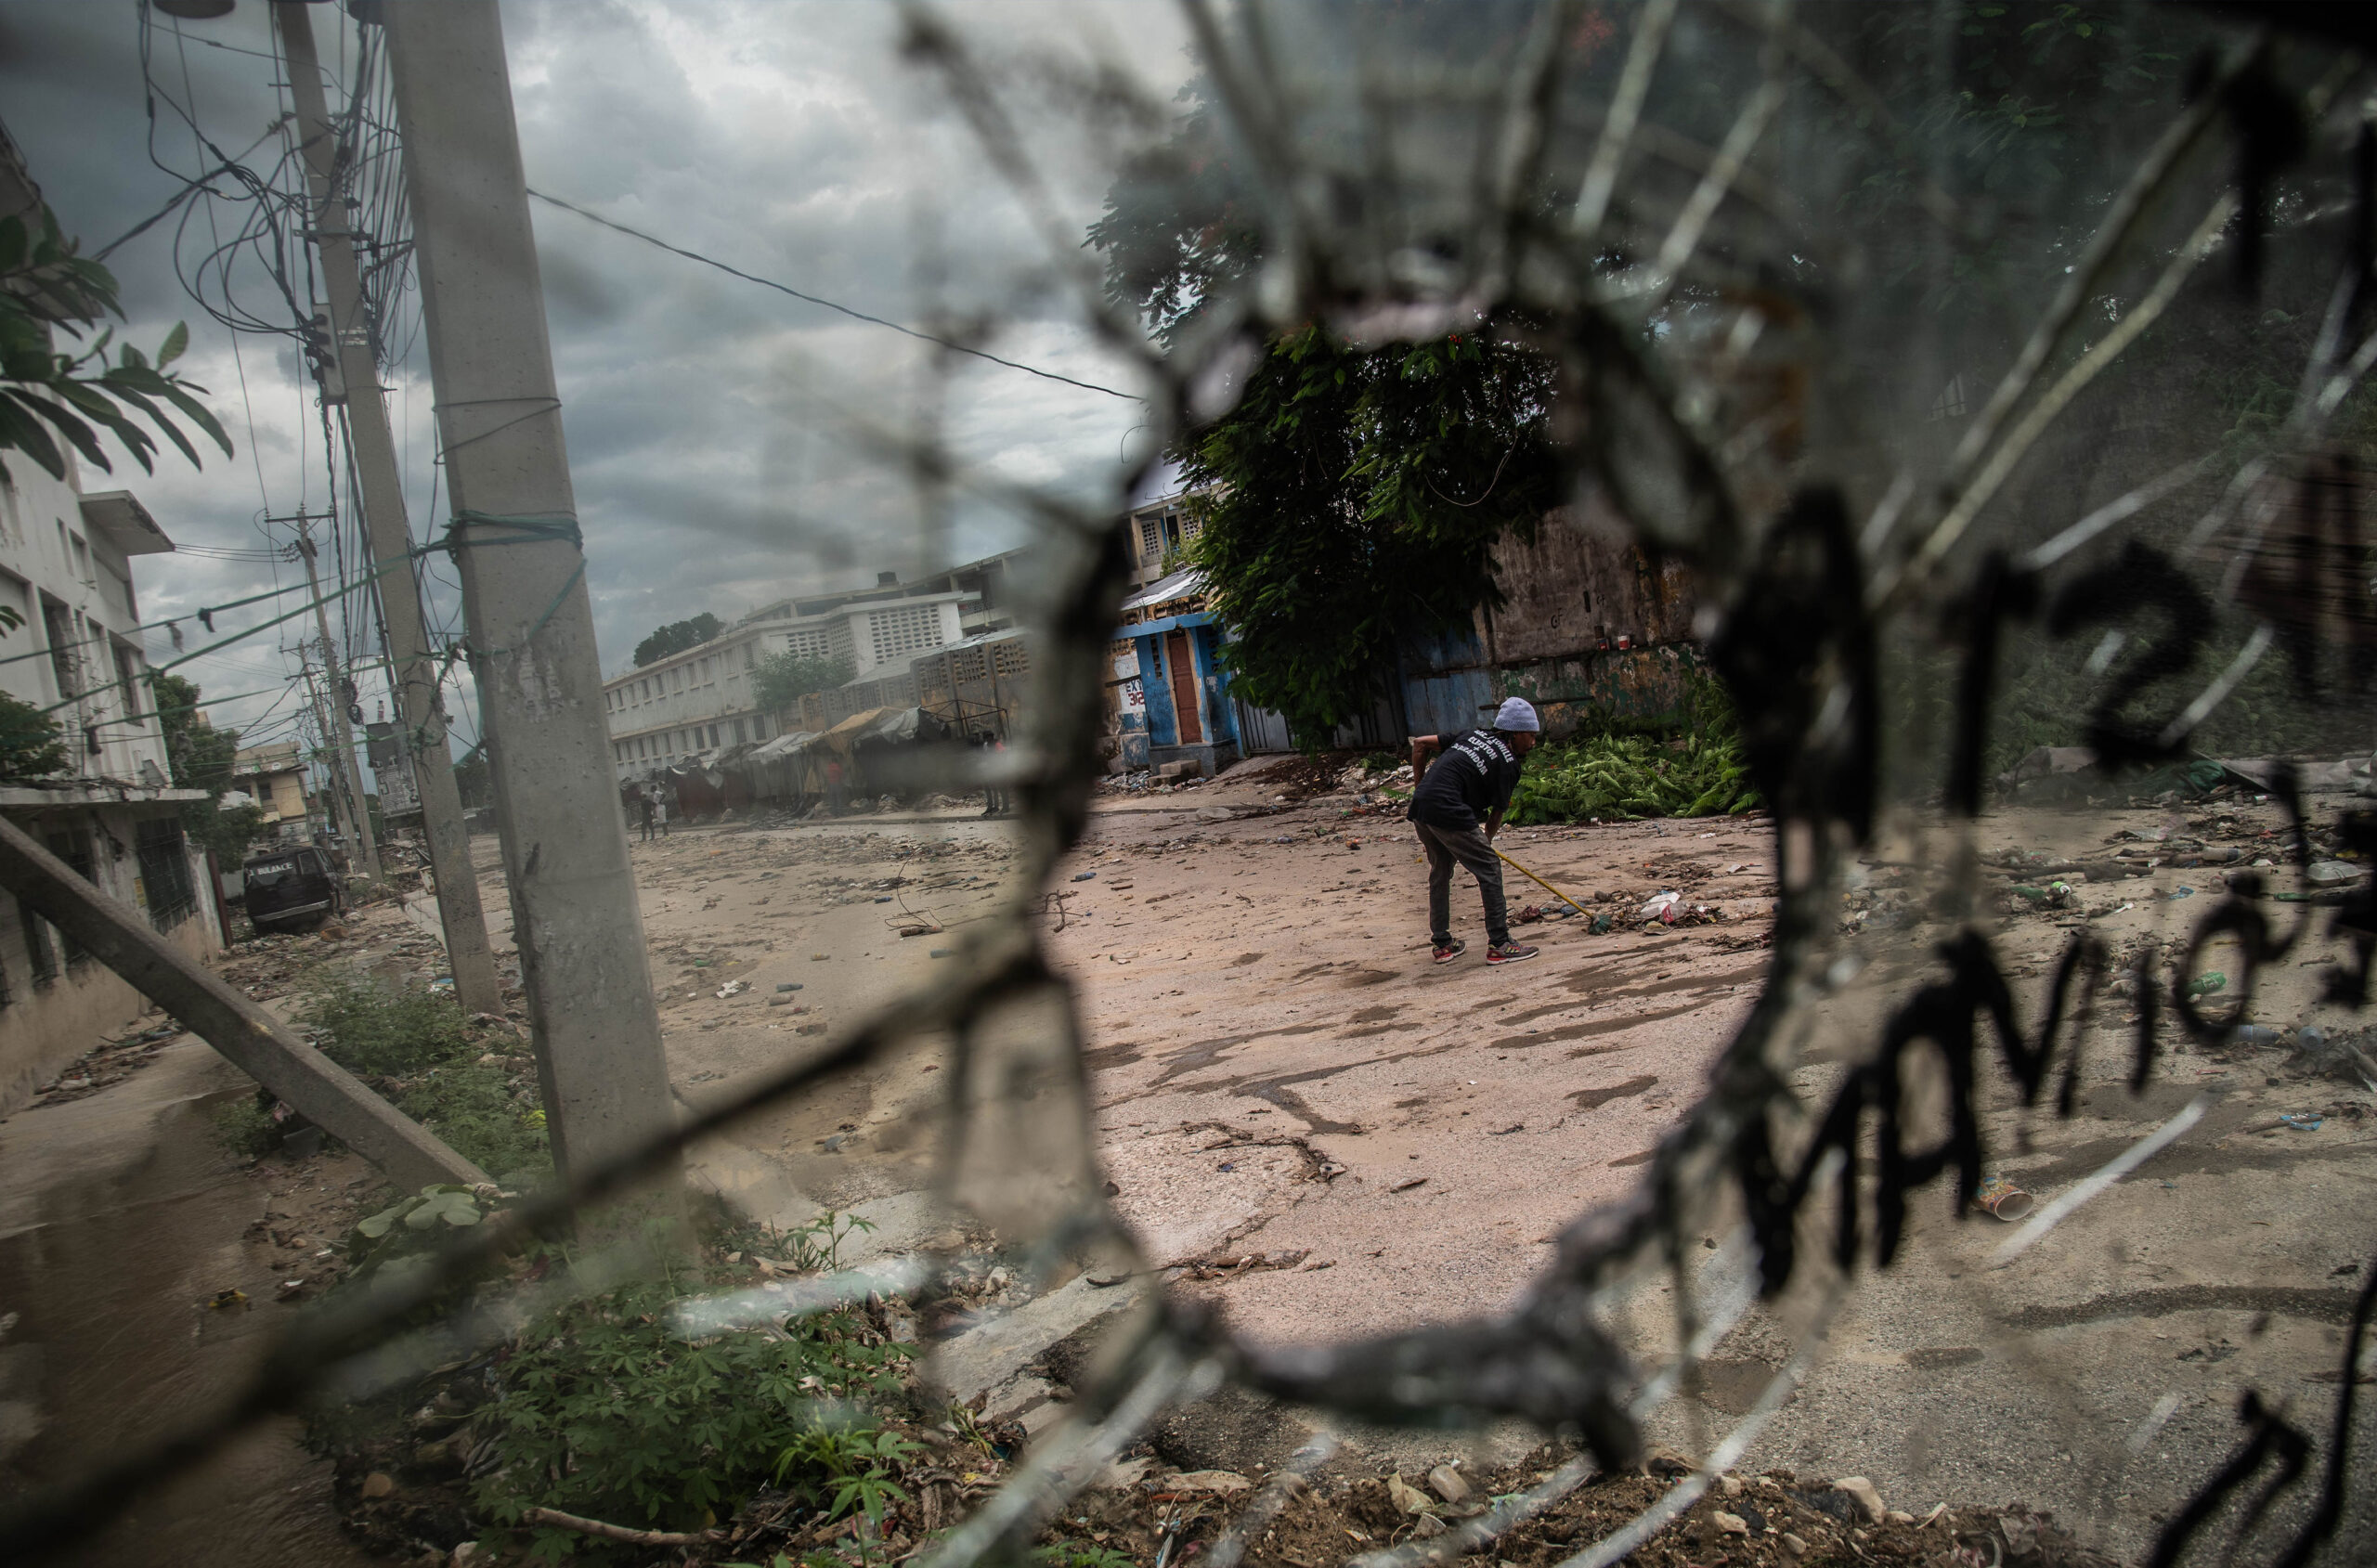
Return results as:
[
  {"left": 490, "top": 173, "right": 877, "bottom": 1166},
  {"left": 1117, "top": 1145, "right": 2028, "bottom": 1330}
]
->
[
  {"left": 0, "top": 692, "right": 67, "bottom": 782},
  {"left": 156, "top": 673, "right": 266, "bottom": 864},
  {"left": 0, "top": 205, "right": 231, "bottom": 486},
  {"left": 1180, "top": 325, "right": 1559, "bottom": 744},
  {"left": 752, "top": 649, "right": 855, "bottom": 719},
  {"left": 632, "top": 613, "right": 723, "bottom": 667},
  {"left": 1090, "top": 5, "right": 2228, "bottom": 753}
]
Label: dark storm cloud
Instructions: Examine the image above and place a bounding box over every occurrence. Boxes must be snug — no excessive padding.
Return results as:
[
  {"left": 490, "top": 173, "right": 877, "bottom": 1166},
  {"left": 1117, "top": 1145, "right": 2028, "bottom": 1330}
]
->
[{"left": 0, "top": 0, "right": 1185, "bottom": 743}]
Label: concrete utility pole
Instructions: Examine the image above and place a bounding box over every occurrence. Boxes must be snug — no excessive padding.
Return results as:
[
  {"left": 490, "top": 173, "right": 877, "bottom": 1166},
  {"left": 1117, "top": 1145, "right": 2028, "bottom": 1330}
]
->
[
  {"left": 383, "top": 0, "right": 682, "bottom": 1218},
  {"left": 292, "top": 520, "right": 383, "bottom": 882},
  {"left": 276, "top": 0, "right": 500, "bottom": 1014},
  {"left": 294, "top": 647, "right": 359, "bottom": 861}
]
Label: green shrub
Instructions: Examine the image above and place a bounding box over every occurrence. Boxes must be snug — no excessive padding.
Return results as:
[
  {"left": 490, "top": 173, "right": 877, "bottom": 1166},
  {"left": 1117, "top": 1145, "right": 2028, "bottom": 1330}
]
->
[
  {"left": 297, "top": 977, "right": 550, "bottom": 1183},
  {"left": 300, "top": 976, "right": 477, "bottom": 1078},
  {"left": 210, "top": 1091, "right": 279, "bottom": 1160},
  {"left": 473, "top": 1263, "right": 913, "bottom": 1561},
  {"left": 383, "top": 1064, "right": 550, "bottom": 1186},
  {"left": 1510, "top": 731, "right": 1759, "bottom": 823},
  {"left": 0, "top": 692, "right": 67, "bottom": 782}
]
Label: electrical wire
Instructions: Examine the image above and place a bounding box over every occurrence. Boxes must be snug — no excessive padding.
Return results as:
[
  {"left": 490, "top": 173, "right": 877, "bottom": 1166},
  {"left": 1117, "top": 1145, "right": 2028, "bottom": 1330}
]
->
[{"left": 526, "top": 189, "right": 1143, "bottom": 401}]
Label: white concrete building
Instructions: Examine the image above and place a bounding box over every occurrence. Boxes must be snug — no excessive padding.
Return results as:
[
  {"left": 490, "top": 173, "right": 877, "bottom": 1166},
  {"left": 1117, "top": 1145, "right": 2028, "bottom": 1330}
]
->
[
  {"left": 603, "top": 581, "right": 970, "bottom": 776},
  {"left": 0, "top": 476, "right": 220, "bottom": 1111},
  {"left": 0, "top": 123, "right": 221, "bottom": 1114}
]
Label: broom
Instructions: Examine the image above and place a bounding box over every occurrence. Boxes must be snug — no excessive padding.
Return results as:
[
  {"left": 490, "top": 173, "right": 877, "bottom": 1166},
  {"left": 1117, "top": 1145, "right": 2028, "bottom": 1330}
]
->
[{"left": 1492, "top": 846, "right": 1591, "bottom": 918}]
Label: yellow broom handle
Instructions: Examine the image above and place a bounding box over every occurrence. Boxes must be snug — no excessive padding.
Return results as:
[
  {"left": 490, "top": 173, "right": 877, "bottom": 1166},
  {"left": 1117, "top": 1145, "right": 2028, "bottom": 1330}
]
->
[{"left": 1492, "top": 847, "right": 1589, "bottom": 914}]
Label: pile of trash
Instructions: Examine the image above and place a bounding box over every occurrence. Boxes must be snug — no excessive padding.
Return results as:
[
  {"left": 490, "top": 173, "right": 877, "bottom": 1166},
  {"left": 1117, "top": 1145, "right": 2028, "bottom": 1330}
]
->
[
  {"left": 1641, "top": 888, "right": 1725, "bottom": 927},
  {"left": 30, "top": 1020, "right": 184, "bottom": 1106}
]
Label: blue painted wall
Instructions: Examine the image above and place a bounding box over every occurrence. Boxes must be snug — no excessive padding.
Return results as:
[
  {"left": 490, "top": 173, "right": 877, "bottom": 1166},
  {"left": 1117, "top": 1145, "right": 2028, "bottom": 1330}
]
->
[
  {"left": 1128, "top": 615, "right": 1240, "bottom": 750},
  {"left": 1396, "top": 627, "right": 1496, "bottom": 736}
]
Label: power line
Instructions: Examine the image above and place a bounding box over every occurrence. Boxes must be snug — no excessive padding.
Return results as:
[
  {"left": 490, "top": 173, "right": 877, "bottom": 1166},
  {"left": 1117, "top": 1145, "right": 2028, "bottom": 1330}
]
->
[{"left": 526, "top": 188, "right": 1144, "bottom": 402}]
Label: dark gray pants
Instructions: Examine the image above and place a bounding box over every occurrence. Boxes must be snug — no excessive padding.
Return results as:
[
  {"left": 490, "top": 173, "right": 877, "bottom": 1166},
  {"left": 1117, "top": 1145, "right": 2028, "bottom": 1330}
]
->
[{"left": 1416, "top": 820, "right": 1509, "bottom": 947}]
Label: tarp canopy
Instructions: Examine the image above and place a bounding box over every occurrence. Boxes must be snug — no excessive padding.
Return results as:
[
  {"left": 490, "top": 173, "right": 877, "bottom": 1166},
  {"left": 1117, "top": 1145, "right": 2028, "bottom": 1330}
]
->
[
  {"left": 747, "top": 731, "right": 816, "bottom": 762},
  {"left": 1121, "top": 565, "right": 1208, "bottom": 614},
  {"left": 818, "top": 706, "right": 900, "bottom": 751}
]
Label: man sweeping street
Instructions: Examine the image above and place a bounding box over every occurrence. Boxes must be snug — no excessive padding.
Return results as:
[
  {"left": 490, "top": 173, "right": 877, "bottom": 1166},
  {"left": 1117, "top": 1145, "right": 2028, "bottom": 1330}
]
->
[{"left": 1408, "top": 697, "right": 1542, "bottom": 965}]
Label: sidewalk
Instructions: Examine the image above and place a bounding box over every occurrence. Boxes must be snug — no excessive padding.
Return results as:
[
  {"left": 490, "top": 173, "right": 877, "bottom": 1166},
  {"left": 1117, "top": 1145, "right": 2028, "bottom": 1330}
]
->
[{"left": 0, "top": 1033, "right": 376, "bottom": 1567}]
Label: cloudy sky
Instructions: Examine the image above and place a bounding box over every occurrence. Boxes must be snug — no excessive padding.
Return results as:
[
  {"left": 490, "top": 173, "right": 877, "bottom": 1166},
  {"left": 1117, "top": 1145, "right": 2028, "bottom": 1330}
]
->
[{"left": 0, "top": 0, "right": 1187, "bottom": 758}]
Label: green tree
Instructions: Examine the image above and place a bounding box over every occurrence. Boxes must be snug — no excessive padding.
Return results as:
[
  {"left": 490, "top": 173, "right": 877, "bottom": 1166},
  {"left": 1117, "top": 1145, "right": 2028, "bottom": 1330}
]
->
[
  {"left": 0, "top": 205, "right": 230, "bottom": 485},
  {"left": 632, "top": 613, "right": 723, "bottom": 667},
  {"left": 155, "top": 673, "right": 266, "bottom": 865},
  {"left": 752, "top": 650, "right": 855, "bottom": 718},
  {"left": 1179, "top": 325, "right": 1558, "bottom": 744},
  {"left": 1091, "top": 3, "right": 2272, "bottom": 761},
  {"left": 0, "top": 692, "right": 67, "bottom": 782}
]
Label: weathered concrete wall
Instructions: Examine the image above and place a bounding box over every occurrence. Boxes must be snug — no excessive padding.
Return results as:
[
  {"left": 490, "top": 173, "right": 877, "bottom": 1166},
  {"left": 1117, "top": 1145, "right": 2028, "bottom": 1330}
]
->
[
  {"left": 0, "top": 803, "right": 217, "bottom": 1113},
  {"left": 1394, "top": 499, "right": 1705, "bottom": 740},
  {"left": 1479, "top": 499, "right": 1698, "bottom": 662},
  {"left": 1495, "top": 643, "right": 1707, "bottom": 740}
]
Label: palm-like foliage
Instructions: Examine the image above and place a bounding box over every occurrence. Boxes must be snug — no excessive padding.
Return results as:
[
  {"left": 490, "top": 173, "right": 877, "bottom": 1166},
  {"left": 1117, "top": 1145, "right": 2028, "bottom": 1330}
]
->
[{"left": 0, "top": 205, "right": 231, "bottom": 485}]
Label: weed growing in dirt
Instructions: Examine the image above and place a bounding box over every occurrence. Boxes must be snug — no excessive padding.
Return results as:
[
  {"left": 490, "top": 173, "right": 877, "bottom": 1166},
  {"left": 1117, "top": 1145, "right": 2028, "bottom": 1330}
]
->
[
  {"left": 301, "top": 976, "right": 476, "bottom": 1073},
  {"left": 1033, "top": 1546, "right": 1137, "bottom": 1568},
  {"left": 209, "top": 1092, "right": 279, "bottom": 1160},
  {"left": 298, "top": 977, "right": 551, "bottom": 1181},
  {"left": 472, "top": 1258, "right": 914, "bottom": 1561},
  {"left": 774, "top": 1422, "right": 918, "bottom": 1566}
]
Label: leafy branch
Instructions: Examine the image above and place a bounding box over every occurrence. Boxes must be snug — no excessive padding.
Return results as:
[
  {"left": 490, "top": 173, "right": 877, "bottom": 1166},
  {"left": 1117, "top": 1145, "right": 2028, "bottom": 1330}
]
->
[{"left": 0, "top": 205, "right": 232, "bottom": 486}]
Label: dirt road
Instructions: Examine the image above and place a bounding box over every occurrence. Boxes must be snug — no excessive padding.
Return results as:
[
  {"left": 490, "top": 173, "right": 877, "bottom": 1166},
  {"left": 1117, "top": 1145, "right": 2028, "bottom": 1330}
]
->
[
  {"left": 628, "top": 760, "right": 2376, "bottom": 1560},
  {"left": 16, "top": 757, "right": 2368, "bottom": 1563}
]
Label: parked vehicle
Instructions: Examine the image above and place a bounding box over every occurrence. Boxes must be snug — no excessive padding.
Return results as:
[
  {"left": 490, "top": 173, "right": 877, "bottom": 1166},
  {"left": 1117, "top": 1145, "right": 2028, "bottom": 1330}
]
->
[{"left": 240, "top": 845, "right": 344, "bottom": 933}]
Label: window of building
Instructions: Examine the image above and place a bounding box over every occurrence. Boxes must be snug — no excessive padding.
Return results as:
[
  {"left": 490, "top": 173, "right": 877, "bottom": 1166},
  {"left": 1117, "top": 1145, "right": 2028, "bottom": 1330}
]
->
[
  {"left": 672, "top": 667, "right": 685, "bottom": 692},
  {"left": 708, "top": 724, "right": 721, "bottom": 748},
  {"left": 1138, "top": 512, "right": 1163, "bottom": 563},
  {"left": 733, "top": 719, "right": 747, "bottom": 745},
  {"left": 993, "top": 640, "right": 1029, "bottom": 676},
  {"left": 136, "top": 818, "right": 196, "bottom": 930},
  {"left": 70, "top": 531, "right": 90, "bottom": 583},
  {"left": 1929, "top": 373, "right": 1968, "bottom": 421},
  {"left": 19, "top": 897, "right": 55, "bottom": 982},
  {"left": 112, "top": 641, "right": 140, "bottom": 728},
  {"left": 868, "top": 602, "right": 945, "bottom": 667},
  {"left": 44, "top": 830, "right": 94, "bottom": 965},
  {"left": 41, "top": 594, "right": 77, "bottom": 701},
  {"left": 744, "top": 643, "right": 756, "bottom": 669}
]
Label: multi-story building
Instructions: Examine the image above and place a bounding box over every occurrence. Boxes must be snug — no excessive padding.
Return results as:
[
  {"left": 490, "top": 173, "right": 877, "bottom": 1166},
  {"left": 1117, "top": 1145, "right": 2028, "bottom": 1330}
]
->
[
  {"left": 230, "top": 740, "right": 313, "bottom": 839},
  {"left": 0, "top": 475, "right": 221, "bottom": 1111},
  {"left": 1124, "top": 460, "right": 1204, "bottom": 592},
  {"left": 603, "top": 571, "right": 971, "bottom": 777},
  {"left": 0, "top": 129, "right": 223, "bottom": 1111}
]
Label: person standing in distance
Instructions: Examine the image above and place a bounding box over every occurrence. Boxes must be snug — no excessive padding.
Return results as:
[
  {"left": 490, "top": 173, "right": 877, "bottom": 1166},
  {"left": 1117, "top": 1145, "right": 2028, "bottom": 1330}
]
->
[{"left": 1407, "top": 697, "right": 1542, "bottom": 965}]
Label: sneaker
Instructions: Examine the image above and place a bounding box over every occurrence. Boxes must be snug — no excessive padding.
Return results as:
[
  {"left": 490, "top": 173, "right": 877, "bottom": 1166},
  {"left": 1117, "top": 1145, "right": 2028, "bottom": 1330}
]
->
[
  {"left": 1431, "top": 939, "right": 1466, "bottom": 965},
  {"left": 1486, "top": 941, "right": 1540, "bottom": 965}
]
